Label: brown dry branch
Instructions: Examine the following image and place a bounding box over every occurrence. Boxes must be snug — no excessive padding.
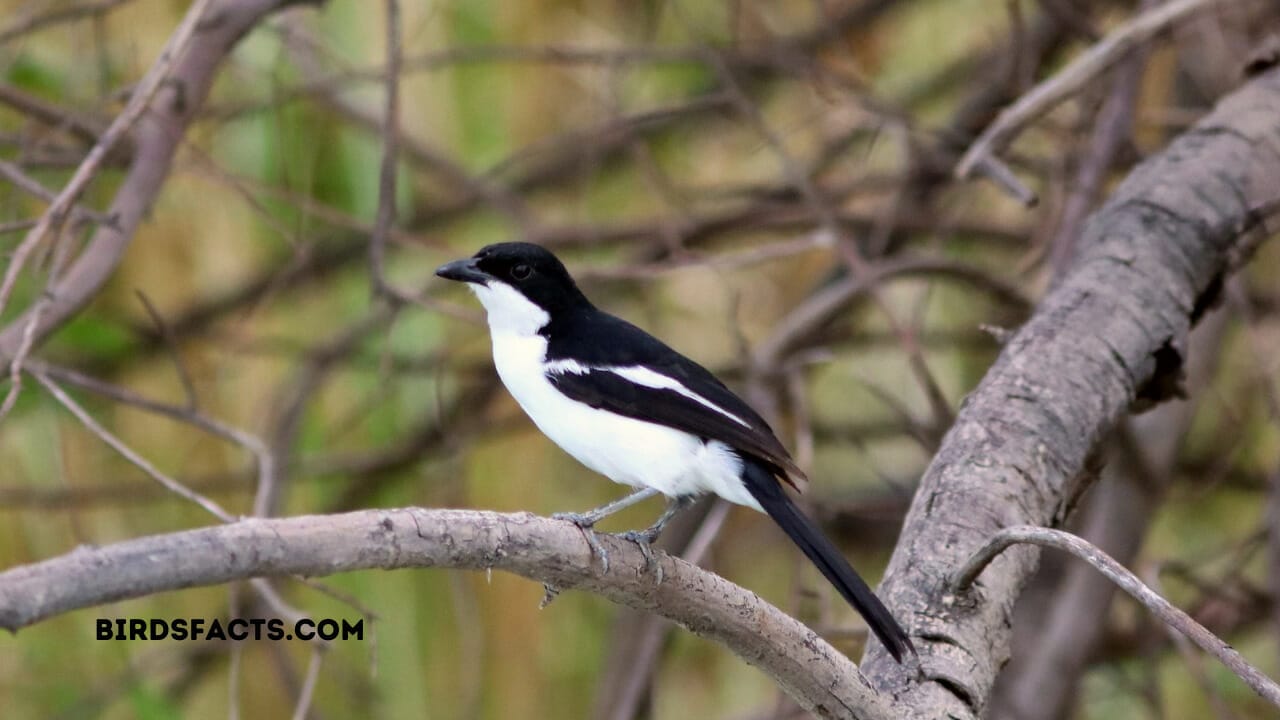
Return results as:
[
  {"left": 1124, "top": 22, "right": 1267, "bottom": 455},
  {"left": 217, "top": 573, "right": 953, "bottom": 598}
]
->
[
  {"left": 949, "top": 525, "right": 1280, "bottom": 706},
  {"left": 259, "top": 305, "right": 399, "bottom": 517},
  {"left": 0, "top": 0, "right": 214, "bottom": 324},
  {"left": 0, "top": 508, "right": 899, "bottom": 720},
  {"left": 0, "top": 0, "right": 135, "bottom": 46},
  {"left": 30, "top": 370, "right": 236, "bottom": 522},
  {"left": 85, "top": 9, "right": 1018, "bottom": 379},
  {"left": 275, "top": 14, "right": 535, "bottom": 233},
  {"left": 27, "top": 359, "right": 277, "bottom": 510},
  {"left": 955, "top": 0, "right": 1231, "bottom": 182},
  {"left": 0, "top": 159, "right": 116, "bottom": 227},
  {"left": 859, "top": 64, "right": 1280, "bottom": 718},
  {"left": 1142, "top": 564, "right": 1242, "bottom": 719},
  {"left": 0, "top": 81, "right": 115, "bottom": 153},
  {"left": 1044, "top": 10, "right": 1151, "bottom": 275},
  {"left": 369, "top": 0, "right": 404, "bottom": 304},
  {"left": 0, "top": 0, "right": 318, "bottom": 363}
]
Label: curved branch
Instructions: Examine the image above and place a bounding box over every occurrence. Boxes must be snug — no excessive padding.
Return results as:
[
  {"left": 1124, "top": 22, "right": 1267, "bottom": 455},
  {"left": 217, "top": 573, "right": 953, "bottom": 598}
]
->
[
  {"left": 0, "top": 508, "right": 897, "bottom": 720},
  {"left": 950, "top": 526, "right": 1280, "bottom": 707}
]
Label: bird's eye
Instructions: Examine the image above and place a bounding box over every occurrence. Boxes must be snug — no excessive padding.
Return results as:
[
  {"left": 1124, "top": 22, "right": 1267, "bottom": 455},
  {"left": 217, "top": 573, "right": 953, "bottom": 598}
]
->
[{"left": 511, "top": 264, "right": 532, "bottom": 280}]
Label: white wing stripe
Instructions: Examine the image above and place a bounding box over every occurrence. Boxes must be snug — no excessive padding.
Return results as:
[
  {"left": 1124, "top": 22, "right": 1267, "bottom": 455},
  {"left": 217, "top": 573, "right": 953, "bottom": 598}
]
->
[
  {"left": 544, "top": 358, "right": 589, "bottom": 375},
  {"left": 543, "top": 360, "right": 751, "bottom": 428}
]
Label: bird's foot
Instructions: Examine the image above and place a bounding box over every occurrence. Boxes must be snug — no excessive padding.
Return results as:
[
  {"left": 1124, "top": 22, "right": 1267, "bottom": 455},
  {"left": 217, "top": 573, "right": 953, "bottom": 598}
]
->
[
  {"left": 551, "top": 510, "right": 597, "bottom": 528},
  {"left": 618, "top": 529, "right": 663, "bottom": 583},
  {"left": 553, "top": 512, "right": 610, "bottom": 573}
]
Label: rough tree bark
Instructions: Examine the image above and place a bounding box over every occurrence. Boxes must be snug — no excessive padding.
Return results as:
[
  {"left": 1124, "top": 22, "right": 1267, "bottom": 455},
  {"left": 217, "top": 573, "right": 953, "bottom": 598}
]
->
[{"left": 860, "top": 65, "right": 1280, "bottom": 717}]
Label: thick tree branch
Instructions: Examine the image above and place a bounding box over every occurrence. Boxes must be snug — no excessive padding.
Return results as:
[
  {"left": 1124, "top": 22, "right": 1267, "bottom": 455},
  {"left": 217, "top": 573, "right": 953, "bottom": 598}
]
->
[
  {"left": 0, "top": 508, "right": 898, "bottom": 720},
  {"left": 862, "top": 65, "right": 1280, "bottom": 716}
]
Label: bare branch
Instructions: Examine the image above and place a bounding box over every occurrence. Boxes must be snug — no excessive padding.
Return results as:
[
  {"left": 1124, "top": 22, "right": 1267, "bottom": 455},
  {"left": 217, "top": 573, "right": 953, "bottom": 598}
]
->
[
  {"left": 290, "top": 645, "right": 325, "bottom": 720},
  {"left": 30, "top": 370, "right": 236, "bottom": 523},
  {"left": 0, "top": 0, "right": 315, "bottom": 363},
  {"left": 0, "top": 0, "right": 134, "bottom": 45},
  {"left": 0, "top": 0, "right": 214, "bottom": 324},
  {"left": 1045, "top": 15, "right": 1151, "bottom": 275},
  {"left": 955, "top": 0, "right": 1226, "bottom": 180},
  {"left": 0, "top": 509, "right": 900, "bottom": 720},
  {"left": 0, "top": 84, "right": 112, "bottom": 150},
  {"left": 369, "top": 0, "right": 403, "bottom": 304},
  {"left": 0, "top": 159, "right": 116, "bottom": 226},
  {"left": 950, "top": 525, "right": 1280, "bottom": 707},
  {"left": 134, "top": 291, "right": 199, "bottom": 410},
  {"left": 991, "top": 301, "right": 1231, "bottom": 720}
]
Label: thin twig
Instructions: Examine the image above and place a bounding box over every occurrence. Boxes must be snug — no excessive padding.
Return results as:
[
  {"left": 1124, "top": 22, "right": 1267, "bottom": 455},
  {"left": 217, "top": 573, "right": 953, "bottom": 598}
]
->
[
  {"left": 0, "top": 301, "right": 48, "bottom": 423},
  {"left": 290, "top": 645, "right": 325, "bottom": 720},
  {"left": 599, "top": 499, "right": 733, "bottom": 720},
  {"left": 276, "top": 16, "right": 533, "bottom": 231},
  {"left": 28, "top": 360, "right": 275, "bottom": 507},
  {"left": 0, "top": 0, "right": 134, "bottom": 45},
  {"left": 1144, "top": 563, "right": 1242, "bottom": 720},
  {"left": 135, "top": 290, "right": 199, "bottom": 410},
  {"left": 955, "top": 0, "right": 1225, "bottom": 179},
  {"left": 702, "top": 42, "right": 957, "bottom": 430},
  {"left": 0, "top": 84, "right": 111, "bottom": 150},
  {"left": 0, "top": 0, "right": 214, "bottom": 324},
  {"left": 30, "top": 370, "right": 236, "bottom": 523},
  {"left": 370, "top": 0, "right": 403, "bottom": 303},
  {"left": 0, "top": 159, "right": 116, "bottom": 226},
  {"left": 1046, "top": 0, "right": 1154, "bottom": 277},
  {"left": 950, "top": 525, "right": 1280, "bottom": 707}
]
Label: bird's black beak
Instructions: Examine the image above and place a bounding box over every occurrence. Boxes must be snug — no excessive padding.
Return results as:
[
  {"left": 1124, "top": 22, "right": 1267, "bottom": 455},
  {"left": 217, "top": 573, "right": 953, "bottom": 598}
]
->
[{"left": 435, "top": 257, "right": 489, "bottom": 284}]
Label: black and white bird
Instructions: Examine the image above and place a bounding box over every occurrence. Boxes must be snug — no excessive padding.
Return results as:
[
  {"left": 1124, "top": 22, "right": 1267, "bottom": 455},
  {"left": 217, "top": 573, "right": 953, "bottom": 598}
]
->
[{"left": 436, "top": 242, "right": 913, "bottom": 662}]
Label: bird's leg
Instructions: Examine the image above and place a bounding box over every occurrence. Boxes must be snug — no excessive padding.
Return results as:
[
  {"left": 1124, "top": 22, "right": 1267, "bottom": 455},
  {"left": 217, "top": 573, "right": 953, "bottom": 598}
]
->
[
  {"left": 618, "top": 495, "right": 696, "bottom": 583},
  {"left": 553, "top": 487, "right": 659, "bottom": 527},
  {"left": 553, "top": 487, "right": 660, "bottom": 573}
]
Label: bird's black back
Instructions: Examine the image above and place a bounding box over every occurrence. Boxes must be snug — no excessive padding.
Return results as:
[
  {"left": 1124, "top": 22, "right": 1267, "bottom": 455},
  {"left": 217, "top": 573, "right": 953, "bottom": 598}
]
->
[{"left": 542, "top": 307, "right": 804, "bottom": 483}]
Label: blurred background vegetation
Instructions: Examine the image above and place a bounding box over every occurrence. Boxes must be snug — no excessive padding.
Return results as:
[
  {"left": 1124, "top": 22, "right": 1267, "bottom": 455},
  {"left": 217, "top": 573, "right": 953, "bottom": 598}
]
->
[{"left": 0, "top": 0, "right": 1278, "bottom": 718}]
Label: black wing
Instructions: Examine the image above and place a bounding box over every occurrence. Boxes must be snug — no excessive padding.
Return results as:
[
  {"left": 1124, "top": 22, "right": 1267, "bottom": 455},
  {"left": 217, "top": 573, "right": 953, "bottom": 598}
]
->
[{"left": 544, "top": 310, "right": 804, "bottom": 484}]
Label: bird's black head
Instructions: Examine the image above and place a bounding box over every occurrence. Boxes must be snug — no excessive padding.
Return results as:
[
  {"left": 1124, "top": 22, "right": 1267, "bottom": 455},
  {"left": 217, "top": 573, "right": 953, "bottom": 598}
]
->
[{"left": 435, "top": 242, "right": 591, "bottom": 316}]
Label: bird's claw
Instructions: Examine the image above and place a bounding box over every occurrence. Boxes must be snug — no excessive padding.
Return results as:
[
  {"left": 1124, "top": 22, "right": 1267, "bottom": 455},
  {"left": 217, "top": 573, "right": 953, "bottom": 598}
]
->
[
  {"left": 552, "top": 510, "right": 597, "bottom": 528},
  {"left": 619, "top": 530, "right": 663, "bottom": 583},
  {"left": 553, "top": 512, "right": 610, "bottom": 572},
  {"left": 584, "top": 529, "right": 610, "bottom": 573}
]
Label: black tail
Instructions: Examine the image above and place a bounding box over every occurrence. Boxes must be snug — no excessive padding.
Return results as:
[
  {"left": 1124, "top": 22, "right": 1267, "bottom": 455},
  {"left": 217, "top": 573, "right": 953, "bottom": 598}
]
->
[{"left": 741, "top": 460, "right": 914, "bottom": 662}]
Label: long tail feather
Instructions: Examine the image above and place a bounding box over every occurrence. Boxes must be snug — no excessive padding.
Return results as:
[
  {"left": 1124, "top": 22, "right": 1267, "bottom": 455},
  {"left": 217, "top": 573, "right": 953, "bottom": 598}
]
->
[{"left": 741, "top": 460, "right": 914, "bottom": 662}]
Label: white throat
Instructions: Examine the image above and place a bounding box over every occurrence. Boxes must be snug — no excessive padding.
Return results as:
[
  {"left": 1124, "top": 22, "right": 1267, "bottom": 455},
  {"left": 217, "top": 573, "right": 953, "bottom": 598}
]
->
[{"left": 469, "top": 280, "right": 549, "bottom": 337}]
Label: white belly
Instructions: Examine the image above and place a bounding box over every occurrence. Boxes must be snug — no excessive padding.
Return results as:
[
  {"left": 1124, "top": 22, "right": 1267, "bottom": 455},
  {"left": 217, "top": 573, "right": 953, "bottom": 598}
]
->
[{"left": 489, "top": 330, "right": 760, "bottom": 510}]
